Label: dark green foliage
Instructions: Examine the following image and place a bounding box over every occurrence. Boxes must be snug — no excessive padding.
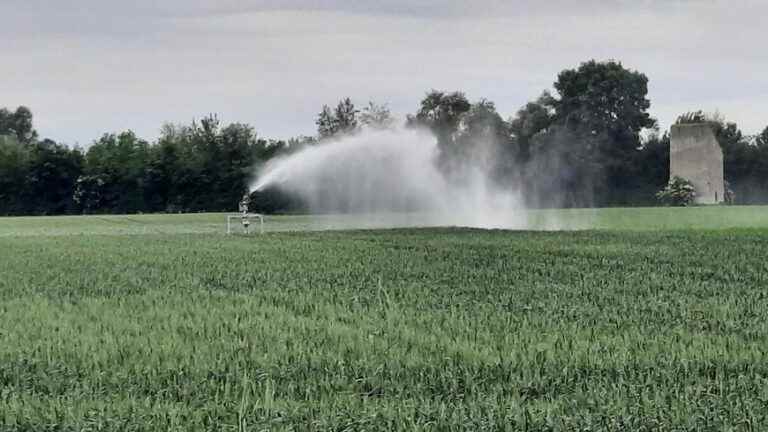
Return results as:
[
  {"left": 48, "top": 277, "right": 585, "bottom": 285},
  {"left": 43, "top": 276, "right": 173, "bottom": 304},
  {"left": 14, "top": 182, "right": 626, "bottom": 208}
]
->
[
  {"left": 316, "top": 105, "right": 338, "bottom": 139},
  {"left": 0, "top": 107, "right": 303, "bottom": 215},
  {"left": 25, "top": 139, "right": 84, "bottom": 214},
  {"left": 508, "top": 92, "right": 555, "bottom": 163},
  {"left": 78, "top": 131, "right": 150, "bottom": 213},
  {"left": 712, "top": 121, "right": 768, "bottom": 204},
  {"left": 317, "top": 97, "right": 359, "bottom": 139},
  {"left": 0, "top": 135, "right": 31, "bottom": 215},
  {"left": 407, "top": 90, "right": 473, "bottom": 168},
  {"left": 553, "top": 60, "right": 656, "bottom": 136},
  {"left": 454, "top": 99, "right": 512, "bottom": 179},
  {"left": 758, "top": 126, "right": 768, "bottom": 147},
  {"left": 504, "top": 61, "right": 662, "bottom": 207},
  {"left": 0, "top": 106, "right": 37, "bottom": 144},
  {"left": 0, "top": 109, "right": 83, "bottom": 216},
  {"left": 634, "top": 132, "right": 671, "bottom": 205},
  {"left": 140, "top": 117, "right": 294, "bottom": 213},
  {"left": 408, "top": 91, "right": 512, "bottom": 183},
  {"left": 521, "top": 125, "right": 602, "bottom": 207},
  {"left": 543, "top": 60, "right": 656, "bottom": 206},
  {"left": 334, "top": 97, "right": 358, "bottom": 135},
  {"left": 0, "top": 135, "right": 84, "bottom": 216},
  {"left": 408, "top": 90, "right": 472, "bottom": 134},
  {"left": 407, "top": 90, "right": 472, "bottom": 151}
]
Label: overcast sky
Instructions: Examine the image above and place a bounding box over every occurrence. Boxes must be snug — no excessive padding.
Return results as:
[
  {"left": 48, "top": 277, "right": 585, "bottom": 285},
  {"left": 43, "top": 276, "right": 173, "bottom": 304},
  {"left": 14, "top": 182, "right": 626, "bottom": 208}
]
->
[{"left": 1, "top": 0, "right": 765, "bottom": 145}]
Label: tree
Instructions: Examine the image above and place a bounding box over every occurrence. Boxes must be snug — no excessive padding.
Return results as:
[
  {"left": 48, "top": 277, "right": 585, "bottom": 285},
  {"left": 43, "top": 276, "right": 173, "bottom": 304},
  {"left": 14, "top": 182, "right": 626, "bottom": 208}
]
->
[
  {"left": 408, "top": 91, "right": 518, "bottom": 182},
  {"left": 408, "top": 90, "right": 471, "bottom": 139},
  {"left": 636, "top": 131, "right": 670, "bottom": 203},
  {"left": 334, "top": 98, "right": 358, "bottom": 134},
  {"left": 757, "top": 126, "right": 768, "bottom": 148},
  {"left": 144, "top": 132, "right": 178, "bottom": 212},
  {"left": 0, "top": 105, "right": 313, "bottom": 215},
  {"left": 316, "top": 105, "right": 338, "bottom": 139},
  {"left": 553, "top": 60, "right": 656, "bottom": 137},
  {"left": 146, "top": 117, "right": 293, "bottom": 213},
  {"left": 509, "top": 92, "right": 555, "bottom": 162},
  {"left": 505, "top": 61, "right": 659, "bottom": 207},
  {"left": 0, "top": 106, "right": 37, "bottom": 144},
  {"left": 408, "top": 91, "right": 472, "bottom": 173},
  {"left": 0, "top": 107, "right": 83, "bottom": 215},
  {"left": 709, "top": 118, "right": 762, "bottom": 204},
  {"left": 316, "top": 98, "right": 359, "bottom": 139},
  {"left": 408, "top": 92, "right": 519, "bottom": 185},
  {"left": 453, "top": 99, "right": 513, "bottom": 180},
  {"left": 285, "top": 135, "right": 317, "bottom": 150},
  {"left": 25, "top": 139, "right": 83, "bottom": 214},
  {"left": 78, "top": 131, "right": 150, "bottom": 213},
  {"left": 73, "top": 174, "right": 107, "bottom": 213},
  {"left": 217, "top": 122, "right": 260, "bottom": 210},
  {"left": 359, "top": 102, "right": 394, "bottom": 130},
  {"left": 0, "top": 135, "right": 30, "bottom": 215},
  {"left": 754, "top": 126, "right": 768, "bottom": 200},
  {"left": 549, "top": 60, "right": 657, "bottom": 205}
]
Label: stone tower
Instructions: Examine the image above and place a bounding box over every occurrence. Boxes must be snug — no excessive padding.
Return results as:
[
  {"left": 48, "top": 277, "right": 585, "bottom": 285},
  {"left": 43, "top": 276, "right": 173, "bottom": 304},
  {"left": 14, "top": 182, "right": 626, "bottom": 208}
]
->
[{"left": 669, "top": 123, "right": 724, "bottom": 204}]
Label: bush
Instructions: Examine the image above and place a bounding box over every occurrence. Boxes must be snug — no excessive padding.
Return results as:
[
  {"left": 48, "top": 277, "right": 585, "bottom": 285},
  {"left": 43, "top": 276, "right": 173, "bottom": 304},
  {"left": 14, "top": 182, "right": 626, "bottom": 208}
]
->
[
  {"left": 656, "top": 176, "right": 696, "bottom": 206},
  {"left": 675, "top": 110, "right": 723, "bottom": 126},
  {"left": 724, "top": 180, "right": 735, "bottom": 204}
]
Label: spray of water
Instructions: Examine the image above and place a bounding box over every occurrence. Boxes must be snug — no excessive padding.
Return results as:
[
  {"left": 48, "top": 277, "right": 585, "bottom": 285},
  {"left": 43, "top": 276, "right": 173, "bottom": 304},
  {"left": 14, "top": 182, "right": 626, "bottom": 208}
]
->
[{"left": 250, "top": 126, "right": 532, "bottom": 229}]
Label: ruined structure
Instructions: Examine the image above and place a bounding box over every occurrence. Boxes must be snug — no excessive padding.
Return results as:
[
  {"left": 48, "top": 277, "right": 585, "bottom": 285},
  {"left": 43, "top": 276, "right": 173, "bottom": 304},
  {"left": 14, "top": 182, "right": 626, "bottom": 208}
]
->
[{"left": 670, "top": 123, "right": 724, "bottom": 204}]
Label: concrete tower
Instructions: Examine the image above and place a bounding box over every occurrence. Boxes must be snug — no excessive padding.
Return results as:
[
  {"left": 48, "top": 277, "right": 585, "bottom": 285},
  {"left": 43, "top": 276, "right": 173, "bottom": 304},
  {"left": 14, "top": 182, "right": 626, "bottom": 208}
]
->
[{"left": 669, "top": 123, "right": 724, "bottom": 204}]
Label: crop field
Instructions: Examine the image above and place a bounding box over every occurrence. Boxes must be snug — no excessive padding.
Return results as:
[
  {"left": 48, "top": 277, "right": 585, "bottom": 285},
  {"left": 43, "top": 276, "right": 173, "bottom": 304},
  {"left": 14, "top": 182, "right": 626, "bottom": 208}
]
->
[{"left": 2, "top": 207, "right": 768, "bottom": 431}]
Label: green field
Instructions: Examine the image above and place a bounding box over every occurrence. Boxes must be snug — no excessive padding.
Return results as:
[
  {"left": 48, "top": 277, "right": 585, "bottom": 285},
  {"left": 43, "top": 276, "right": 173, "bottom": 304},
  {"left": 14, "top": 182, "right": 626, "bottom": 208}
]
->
[
  {"left": 2, "top": 207, "right": 768, "bottom": 431},
  {"left": 2, "top": 205, "right": 768, "bottom": 237}
]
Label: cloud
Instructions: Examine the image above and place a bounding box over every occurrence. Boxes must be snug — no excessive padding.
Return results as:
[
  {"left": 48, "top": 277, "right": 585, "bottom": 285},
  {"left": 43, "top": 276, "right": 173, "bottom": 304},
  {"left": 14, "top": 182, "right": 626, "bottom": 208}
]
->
[{"left": 0, "top": 0, "right": 765, "bottom": 145}]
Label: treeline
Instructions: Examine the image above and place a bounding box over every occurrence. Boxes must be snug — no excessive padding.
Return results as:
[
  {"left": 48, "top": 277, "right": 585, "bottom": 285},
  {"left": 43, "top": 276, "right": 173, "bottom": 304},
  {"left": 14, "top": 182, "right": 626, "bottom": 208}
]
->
[
  {"left": 0, "top": 113, "right": 307, "bottom": 215},
  {"left": 2, "top": 60, "right": 767, "bottom": 216},
  {"left": 403, "top": 62, "right": 768, "bottom": 207}
]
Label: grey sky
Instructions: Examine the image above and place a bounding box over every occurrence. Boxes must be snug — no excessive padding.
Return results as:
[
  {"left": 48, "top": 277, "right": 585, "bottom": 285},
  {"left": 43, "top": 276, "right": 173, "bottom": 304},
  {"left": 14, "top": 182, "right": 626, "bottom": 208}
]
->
[{"left": 1, "top": 0, "right": 765, "bottom": 145}]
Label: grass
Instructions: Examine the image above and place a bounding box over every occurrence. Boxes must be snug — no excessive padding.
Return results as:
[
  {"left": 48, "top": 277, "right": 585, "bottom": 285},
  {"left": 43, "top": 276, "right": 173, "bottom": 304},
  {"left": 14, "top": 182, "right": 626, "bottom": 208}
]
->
[
  {"left": 1, "top": 207, "right": 768, "bottom": 430},
  {"left": 1, "top": 205, "right": 767, "bottom": 237}
]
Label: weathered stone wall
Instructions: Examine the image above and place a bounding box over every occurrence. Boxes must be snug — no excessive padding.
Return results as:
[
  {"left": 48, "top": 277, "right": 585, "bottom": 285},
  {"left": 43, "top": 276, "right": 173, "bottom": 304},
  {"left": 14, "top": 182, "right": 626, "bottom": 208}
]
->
[{"left": 670, "top": 123, "right": 724, "bottom": 204}]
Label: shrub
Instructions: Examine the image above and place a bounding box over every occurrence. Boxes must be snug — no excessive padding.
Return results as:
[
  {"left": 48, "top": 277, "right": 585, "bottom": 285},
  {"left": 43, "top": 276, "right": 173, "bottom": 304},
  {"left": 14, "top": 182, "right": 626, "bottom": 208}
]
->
[
  {"left": 724, "top": 180, "right": 735, "bottom": 204},
  {"left": 656, "top": 176, "right": 696, "bottom": 206},
  {"left": 675, "top": 110, "right": 723, "bottom": 126}
]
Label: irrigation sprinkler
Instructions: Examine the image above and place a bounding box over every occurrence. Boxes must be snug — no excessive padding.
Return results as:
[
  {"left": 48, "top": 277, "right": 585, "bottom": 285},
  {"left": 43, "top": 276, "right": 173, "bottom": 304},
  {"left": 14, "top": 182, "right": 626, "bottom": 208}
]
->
[
  {"left": 226, "top": 213, "right": 264, "bottom": 234},
  {"left": 227, "top": 193, "right": 264, "bottom": 235}
]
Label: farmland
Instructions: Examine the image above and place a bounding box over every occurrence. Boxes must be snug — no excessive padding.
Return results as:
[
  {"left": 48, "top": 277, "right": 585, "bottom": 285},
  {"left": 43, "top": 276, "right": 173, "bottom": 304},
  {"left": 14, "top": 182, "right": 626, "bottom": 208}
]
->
[{"left": 2, "top": 207, "right": 768, "bottom": 431}]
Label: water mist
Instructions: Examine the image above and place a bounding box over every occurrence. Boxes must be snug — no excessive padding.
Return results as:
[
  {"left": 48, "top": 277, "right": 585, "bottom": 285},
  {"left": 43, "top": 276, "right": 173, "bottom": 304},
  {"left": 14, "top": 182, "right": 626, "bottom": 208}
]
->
[{"left": 250, "top": 126, "right": 530, "bottom": 230}]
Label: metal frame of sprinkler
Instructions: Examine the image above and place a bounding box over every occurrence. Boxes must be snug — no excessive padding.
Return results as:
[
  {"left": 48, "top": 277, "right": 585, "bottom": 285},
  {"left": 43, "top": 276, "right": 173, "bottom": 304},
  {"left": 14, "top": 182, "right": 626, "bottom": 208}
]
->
[
  {"left": 226, "top": 213, "right": 264, "bottom": 235},
  {"left": 227, "top": 193, "right": 264, "bottom": 235}
]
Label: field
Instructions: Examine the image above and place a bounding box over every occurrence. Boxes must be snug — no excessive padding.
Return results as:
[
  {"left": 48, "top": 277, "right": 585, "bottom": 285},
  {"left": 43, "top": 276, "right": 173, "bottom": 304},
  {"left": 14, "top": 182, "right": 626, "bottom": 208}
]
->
[{"left": 2, "top": 207, "right": 768, "bottom": 431}]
